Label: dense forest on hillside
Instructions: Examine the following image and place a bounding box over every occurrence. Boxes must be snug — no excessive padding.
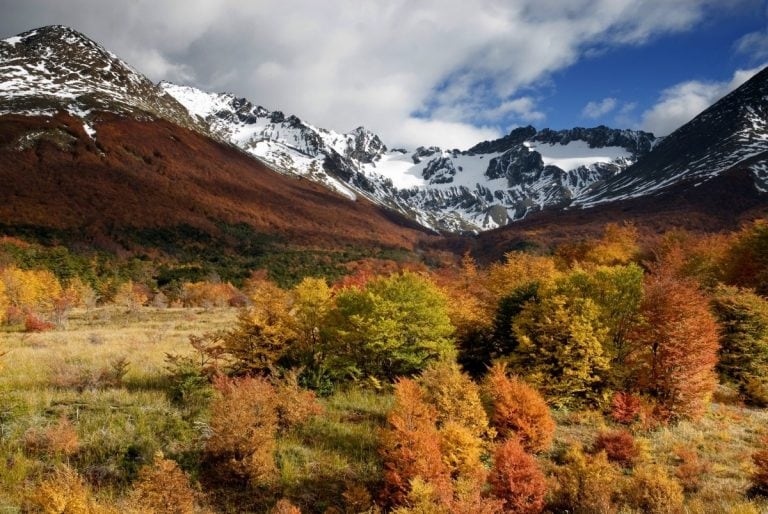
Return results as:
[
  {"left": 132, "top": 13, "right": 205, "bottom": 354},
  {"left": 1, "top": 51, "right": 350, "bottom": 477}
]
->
[{"left": 2, "top": 221, "right": 768, "bottom": 512}]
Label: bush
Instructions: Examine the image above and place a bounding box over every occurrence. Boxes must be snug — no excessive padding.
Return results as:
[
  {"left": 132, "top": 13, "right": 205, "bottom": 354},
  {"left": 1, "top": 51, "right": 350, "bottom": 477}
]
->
[
  {"left": 482, "top": 363, "right": 554, "bottom": 453},
  {"left": 610, "top": 391, "right": 642, "bottom": 424},
  {"left": 419, "top": 360, "right": 489, "bottom": 437},
  {"left": 205, "top": 376, "right": 278, "bottom": 486},
  {"left": 24, "top": 311, "right": 55, "bottom": 332},
  {"left": 127, "top": 453, "right": 202, "bottom": 513},
  {"left": 271, "top": 499, "right": 302, "bottom": 514},
  {"left": 379, "top": 378, "right": 452, "bottom": 509},
  {"left": 25, "top": 464, "right": 115, "bottom": 514},
  {"left": 274, "top": 370, "right": 324, "bottom": 431},
  {"left": 752, "top": 443, "right": 768, "bottom": 497},
  {"left": 48, "top": 357, "right": 129, "bottom": 391},
  {"left": 488, "top": 438, "right": 546, "bottom": 514},
  {"left": 550, "top": 445, "right": 621, "bottom": 514},
  {"left": 24, "top": 416, "right": 79, "bottom": 458},
  {"left": 592, "top": 430, "right": 639, "bottom": 468},
  {"left": 674, "top": 447, "right": 708, "bottom": 493},
  {"left": 623, "top": 465, "right": 684, "bottom": 514}
]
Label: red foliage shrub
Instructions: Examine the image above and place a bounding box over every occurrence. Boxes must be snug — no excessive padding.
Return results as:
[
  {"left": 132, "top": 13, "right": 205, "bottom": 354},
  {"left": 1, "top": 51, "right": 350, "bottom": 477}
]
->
[
  {"left": 379, "top": 378, "right": 452, "bottom": 509},
  {"left": 483, "top": 363, "right": 554, "bottom": 453},
  {"left": 674, "top": 447, "right": 708, "bottom": 493},
  {"left": 610, "top": 392, "right": 642, "bottom": 425},
  {"left": 488, "top": 438, "right": 546, "bottom": 514},
  {"left": 592, "top": 430, "right": 639, "bottom": 468},
  {"left": 752, "top": 439, "right": 768, "bottom": 497},
  {"left": 24, "top": 311, "right": 55, "bottom": 332}
]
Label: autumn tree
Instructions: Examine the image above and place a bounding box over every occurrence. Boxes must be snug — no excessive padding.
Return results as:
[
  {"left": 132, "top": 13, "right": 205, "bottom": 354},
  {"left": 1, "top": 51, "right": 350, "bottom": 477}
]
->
[
  {"left": 327, "top": 272, "right": 455, "bottom": 381},
  {"left": 752, "top": 440, "right": 768, "bottom": 497},
  {"left": 555, "top": 264, "right": 644, "bottom": 383},
  {"left": 0, "top": 265, "right": 62, "bottom": 314},
  {"left": 224, "top": 277, "right": 295, "bottom": 376},
  {"left": 113, "top": 280, "right": 148, "bottom": 312},
  {"left": 711, "top": 286, "right": 768, "bottom": 406},
  {"left": 488, "top": 438, "right": 546, "bottom": 514},
  {"left": 419, "top": 360, "right": 489, "bottom": 437},
  {"left": 626, "top": 266, "right": 719, "bottom": 421},
  {"left": 723, "top": 219, "right": 768, "bottom": 295},
  {"left": 379, "top": 378, "right": 452, "bottom": 509},
  {"left": 484, "top": 252, "right": 559, "bottom": 304},
  {"left": 482, "top": 363, "right": 554, "bottom": 454},
  {"left": 25, "top": 464, "right": 115, "bottom": 514},
  {"left": 205, "top": 376, "right": 278, "bottom": 486},
  {"left": 511, "top": 295, "right": 611, "bottom": 408},
  {"left": 287, "top": 277, "right": 334, "bottom": 388}
]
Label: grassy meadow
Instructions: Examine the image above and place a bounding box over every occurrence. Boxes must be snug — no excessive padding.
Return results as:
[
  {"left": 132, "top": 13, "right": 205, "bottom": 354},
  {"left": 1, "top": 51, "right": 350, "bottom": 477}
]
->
[{"left": 0, "top": 306, "right": 767, "bottom": 512}]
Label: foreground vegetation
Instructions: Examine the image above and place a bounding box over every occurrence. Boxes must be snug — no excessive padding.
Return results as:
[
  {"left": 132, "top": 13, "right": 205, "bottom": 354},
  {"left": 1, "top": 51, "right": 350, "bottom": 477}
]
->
[{"left": 2, "top": 220, "right": 768, "bottom": 512}]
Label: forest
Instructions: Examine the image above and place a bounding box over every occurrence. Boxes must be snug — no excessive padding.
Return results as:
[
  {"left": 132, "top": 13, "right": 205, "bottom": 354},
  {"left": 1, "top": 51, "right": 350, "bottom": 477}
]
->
[{"left": 1, "top": 220, "right": 768, "bottom": 513}]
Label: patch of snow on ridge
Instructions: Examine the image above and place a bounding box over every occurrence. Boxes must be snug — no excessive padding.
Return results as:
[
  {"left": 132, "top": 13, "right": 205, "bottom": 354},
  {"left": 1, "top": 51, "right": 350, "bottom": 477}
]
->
[{"left": 525, "top": 140, "right": 631, "bottom": 171}]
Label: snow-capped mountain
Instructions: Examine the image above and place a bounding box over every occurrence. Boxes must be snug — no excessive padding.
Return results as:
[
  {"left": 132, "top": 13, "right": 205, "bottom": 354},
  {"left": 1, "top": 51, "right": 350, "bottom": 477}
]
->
[
  {"left": 161, "top": 82, "right": 654, "bottom": 231},
  {"left": 5, "top": 25, "right": 768, "bottom": 236},
  {"left": 0, "top": 26, "right": 202, "bottom": 135},
  {"left": 577, "top": 67, "right": 768, "bottom": 208}
]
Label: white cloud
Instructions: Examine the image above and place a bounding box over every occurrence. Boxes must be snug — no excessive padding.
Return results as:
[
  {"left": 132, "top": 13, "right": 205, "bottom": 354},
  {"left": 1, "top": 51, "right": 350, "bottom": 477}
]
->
[
  {"left": 640, "top": 65, "right": 764, "bottom": 136},
  {"left": 582, "top": 97, "right": 618, "bottom": 118},
  {"left": 0, "top": 0, "right": 746, "bottom": 148},
  {"left": 735, "top": 29, "right": 768, "bottom": 61}
]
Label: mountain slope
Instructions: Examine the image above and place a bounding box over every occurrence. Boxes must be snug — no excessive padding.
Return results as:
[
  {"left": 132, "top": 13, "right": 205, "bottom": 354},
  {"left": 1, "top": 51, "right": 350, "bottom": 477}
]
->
[
  {"left": 577, "top": 67, "right": 768, "bottom": 208},
  {"left": 161, "top": 83, "right": 655, "bottom": 231}
]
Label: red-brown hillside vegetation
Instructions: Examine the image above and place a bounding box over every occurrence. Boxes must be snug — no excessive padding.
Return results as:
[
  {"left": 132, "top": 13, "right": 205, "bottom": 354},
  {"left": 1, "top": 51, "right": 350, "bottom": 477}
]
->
[{"left": 0, "top": 112, "right": 433, "bottom": 252}]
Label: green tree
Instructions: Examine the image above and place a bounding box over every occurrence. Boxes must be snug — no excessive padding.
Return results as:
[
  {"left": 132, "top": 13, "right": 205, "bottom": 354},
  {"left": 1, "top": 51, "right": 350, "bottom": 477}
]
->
[
  {"left": 711, "top": 285, "right": 768, "bottom": 406},
  {"left": 327, "top": 272, "right": 455, "bottom": 381},
  {"left": 556, "top": 264, "right": 644, "bottom": 385},
  {"left": 511, "top": 295, "right": 611, "bottom": 408}
]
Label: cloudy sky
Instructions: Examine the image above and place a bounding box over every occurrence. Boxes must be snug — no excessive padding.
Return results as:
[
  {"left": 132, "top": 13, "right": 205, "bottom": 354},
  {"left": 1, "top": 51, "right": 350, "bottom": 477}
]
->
[{"left": 1, "top": 0, "right": 767, "bottom": 148}]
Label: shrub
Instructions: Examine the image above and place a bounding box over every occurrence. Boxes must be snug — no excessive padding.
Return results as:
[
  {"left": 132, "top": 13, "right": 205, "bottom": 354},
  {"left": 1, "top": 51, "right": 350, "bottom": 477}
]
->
[
  {"left": 592, "top": 430, "right": 639, "bottom": 468},
  {"left": 488, "top": 438, "right": 546, "bottom": 514},
  {"left": 439, "top": 421, "right": 486, "bottom": 481},
  {"left": 419, "top": 360, "right": 489, "bottom": 437},
  {"left": 274, "top": 370, "right": 324, "bottom": 431},
  {"left": 610, "top": 391, "right": 642, "bottom": 424},
  {"left": 48, "top": 357, "right": 129, "bottom": 391},
  {"left": 379, "top": 378, "right": 452, "bottom": 509},
  {"left": 711, "top": 286, "right": 768, "bottom": 406},
  {"left": 752, "top": 442, "right": 768, "bottom": 497},
  {"left": 623, "top": 465, "right": 684, "bottom": 514},
  {"left": 482, "top": 363, "right": 554, "bottom": 453},
  {"left": 127, "top": 453, "right": 201, "bottom": 513},
  {"left": 271, "top": 499, "right": 302, "bottom": 514},
  {"left": 674, "top": 447, "right": 708, "bottom": 493},
  {"left": 550, "top": 445, "right": 621, "bottom": 514},
  {"left": 25, "top": 464, "right": 114, "bottom": 514},
  {"left": 24, "top": 311, "right": 55, "bottom": 332},
  {"left": 24, "top": 416, "right": 79, "bottom": 458},
  {"left": 205, "top": 376, "right": 278, "bottom": 486}
]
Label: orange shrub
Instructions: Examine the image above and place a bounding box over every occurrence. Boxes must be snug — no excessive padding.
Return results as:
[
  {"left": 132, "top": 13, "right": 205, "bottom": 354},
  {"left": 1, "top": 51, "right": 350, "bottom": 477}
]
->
[
  {"left": 24, "top": 416, "right": 79, "bottom": 458},
  {"left": 128, "top": 453, "right": 201, "bottom": 513},
  {"left": 592, "top": 430, "right": 639, "bottom": 468},
  {"left": 483, "top": 363, "right": 554, "bottom": 453},
  {"left": 24, "top": 311, "right": 55, "bottom": 332},
  {"left": 274, "top": 371, "right": 323, "bottom": 431},
  {"left": 271, "top": 499, "right": 302, "bottom": 514},
  {"left": 752, "top": 442, "right": 768, "bottom": 497},
  {"left": 488, "top": 438, "right": 546, "bottom": 514},
  {"left": 205, "top": 376, "right": 278, "bottom": 486},
  {"left": 610, "top": 392, "right": 642, "bottom": 425},
  {"left": 674, "top": 447, "right": 708, "bottom": 493},
  {"left": 180, "top": 281, "right": 243, "bottom": 308},
  {"left": 379, "top": 378, "right": 452, "bottom": 509}
]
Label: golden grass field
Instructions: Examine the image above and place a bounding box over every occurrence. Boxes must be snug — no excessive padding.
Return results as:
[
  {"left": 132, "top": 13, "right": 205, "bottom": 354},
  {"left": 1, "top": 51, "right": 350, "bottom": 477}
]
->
[{"left": 1, "top": 307, "right": 767, "bottom": 513}]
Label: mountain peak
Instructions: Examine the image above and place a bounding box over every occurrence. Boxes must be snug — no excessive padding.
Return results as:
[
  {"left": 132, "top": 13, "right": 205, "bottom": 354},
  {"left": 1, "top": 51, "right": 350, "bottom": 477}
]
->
[{"left": 0, "top": 25, "right": 200, "bottom": 130}]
